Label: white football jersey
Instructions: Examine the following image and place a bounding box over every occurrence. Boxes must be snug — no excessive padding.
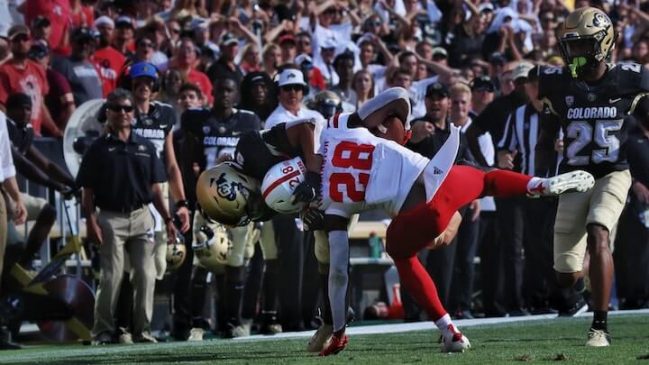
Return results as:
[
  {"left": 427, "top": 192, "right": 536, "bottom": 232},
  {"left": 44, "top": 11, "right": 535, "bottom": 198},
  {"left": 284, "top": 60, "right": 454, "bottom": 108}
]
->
[
  {"left": 320, "top": 123, "right": 461, "bottom": 218},
  {"left": 320, "top": 127, "right": 429, "bottom": 218}
]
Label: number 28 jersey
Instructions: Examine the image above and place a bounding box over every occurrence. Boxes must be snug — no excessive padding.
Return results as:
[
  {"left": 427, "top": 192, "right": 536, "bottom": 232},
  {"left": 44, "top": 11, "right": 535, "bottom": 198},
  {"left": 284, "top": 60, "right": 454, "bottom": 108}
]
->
[
  {"left": 319, "top": 127, "right": 428, "bottom": 218},
  {"left": 539, "top": 63, "right": 649, "bottom": 178}
]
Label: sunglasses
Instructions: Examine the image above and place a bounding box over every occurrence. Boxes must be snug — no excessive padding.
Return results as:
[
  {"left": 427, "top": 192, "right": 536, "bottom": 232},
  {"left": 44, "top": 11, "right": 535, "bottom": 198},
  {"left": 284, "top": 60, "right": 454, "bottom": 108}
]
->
[
  {"left": 107, "top": 104, "right": 134, "bottom": 113},
  {"left": 281, "top": 84, "right": 304, "bottom": 92}
]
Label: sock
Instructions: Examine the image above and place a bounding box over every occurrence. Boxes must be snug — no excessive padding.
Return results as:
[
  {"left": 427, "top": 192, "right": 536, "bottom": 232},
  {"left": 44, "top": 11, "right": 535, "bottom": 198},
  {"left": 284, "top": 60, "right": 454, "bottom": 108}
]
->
[
  {"left": 225, "top": 266, "right": 245, "bottom": 325},
  {"left": 328, "top": 231, "right": 350, "bottom": 333},
  {"left": 526, "top": 177, "right": 543, "bottom": 194},
  {"left": 262, "top": 259, "right": 279, "bottom": 313},
  {"left": 574, "top": 277, "right": 586, "bottom": 294},
  {"left": 592, "top": 310, "right": 608, "bottom": 331},
  {"left": 484, "top": 169, "right": 533, "bottom": 197},
  {"left": 320, "top": 272, "right": 333, "bottom": 325},
  {"left": 394, "top": 256, "right": 447, "bottom": 321},
  {"left": 434, "top": 313, "right": 453, "bottom": 335}
]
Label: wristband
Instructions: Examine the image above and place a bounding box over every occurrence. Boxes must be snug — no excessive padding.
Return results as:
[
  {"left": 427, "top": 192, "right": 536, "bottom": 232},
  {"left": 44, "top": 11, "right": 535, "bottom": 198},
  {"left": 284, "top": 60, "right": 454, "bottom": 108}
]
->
[{"left": 176, "top": 200, "right": 189, "bottom": 209}]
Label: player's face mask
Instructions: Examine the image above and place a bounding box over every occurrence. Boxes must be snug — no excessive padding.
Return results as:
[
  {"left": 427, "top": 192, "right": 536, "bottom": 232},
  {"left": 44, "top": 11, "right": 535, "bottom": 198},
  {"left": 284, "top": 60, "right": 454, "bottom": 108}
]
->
[{"left": 559, "top": 37, "right": 601, "bottom": 78}]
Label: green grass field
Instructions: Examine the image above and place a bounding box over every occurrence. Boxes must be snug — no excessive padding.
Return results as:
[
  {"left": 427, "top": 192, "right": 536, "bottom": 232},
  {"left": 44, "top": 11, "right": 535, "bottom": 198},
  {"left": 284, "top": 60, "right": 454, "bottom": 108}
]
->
[{"left": 2, "top": 315, "right": 648, "bottom": 365}]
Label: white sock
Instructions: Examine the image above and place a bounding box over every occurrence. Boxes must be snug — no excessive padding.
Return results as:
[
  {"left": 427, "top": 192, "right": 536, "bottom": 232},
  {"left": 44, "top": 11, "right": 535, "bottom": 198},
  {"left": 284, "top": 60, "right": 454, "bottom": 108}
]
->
[
  {"left": 526, "top": 177, "right": 543, "bottom": 193},
  {"left": 434, "top": 314, "right": 453, "bottom": 335}
]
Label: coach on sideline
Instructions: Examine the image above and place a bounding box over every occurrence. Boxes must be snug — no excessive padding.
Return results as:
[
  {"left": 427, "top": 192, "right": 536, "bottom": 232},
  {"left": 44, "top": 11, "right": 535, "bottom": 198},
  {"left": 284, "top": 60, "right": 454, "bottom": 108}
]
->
[{"left": 77, "top": 89, "right": 176, "bottom": 344}]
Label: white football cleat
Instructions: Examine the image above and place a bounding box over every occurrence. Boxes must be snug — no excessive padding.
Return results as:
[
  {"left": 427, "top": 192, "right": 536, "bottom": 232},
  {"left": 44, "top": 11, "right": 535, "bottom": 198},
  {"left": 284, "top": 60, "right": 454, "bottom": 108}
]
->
[
  {"left": 307, "top": 324, "right": 333, "bottom": 353},
  {"left": 585, "top": 328, "right": 611, "bottom": 347},
  {"left": 441, "top": 324, "right": 471, "bottom": 353},
  {"left": 529, "top": 170, "right": 595, "bottom": 197},
  {"left": 188, "top": 328, "right": 204, "bottom": 342}
]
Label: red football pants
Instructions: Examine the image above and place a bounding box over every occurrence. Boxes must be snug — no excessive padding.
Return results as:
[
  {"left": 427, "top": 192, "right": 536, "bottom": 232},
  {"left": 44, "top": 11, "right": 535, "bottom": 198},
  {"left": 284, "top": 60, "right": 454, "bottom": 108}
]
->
[{"left": 386, "top": 165, "right": 532, "bottom": 320}]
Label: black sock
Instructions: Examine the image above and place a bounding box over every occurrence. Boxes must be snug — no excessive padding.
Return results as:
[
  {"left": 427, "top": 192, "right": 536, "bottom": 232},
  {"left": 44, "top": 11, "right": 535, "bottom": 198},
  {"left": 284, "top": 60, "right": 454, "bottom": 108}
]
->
[
  {"left": 592, "top": 310, "right": 608, "bottom": 331},
  {"left": 574, "top": 277, "right": 586, "bottom": 294},
  {"left": 320, "top": 272, "right": 332, "bottom": 325}
]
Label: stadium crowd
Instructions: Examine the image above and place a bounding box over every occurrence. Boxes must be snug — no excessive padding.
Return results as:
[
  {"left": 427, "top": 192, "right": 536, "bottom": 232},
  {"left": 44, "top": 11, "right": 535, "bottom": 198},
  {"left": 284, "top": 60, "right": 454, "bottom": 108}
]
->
[{"left": 0, "top": 0, "right": 648, "bottom": 352}]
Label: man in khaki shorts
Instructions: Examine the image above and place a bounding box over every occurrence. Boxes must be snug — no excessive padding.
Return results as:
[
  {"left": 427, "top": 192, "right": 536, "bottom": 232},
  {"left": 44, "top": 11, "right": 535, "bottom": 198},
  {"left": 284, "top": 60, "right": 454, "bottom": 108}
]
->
[
  {"left": 536, "top": 7, "right": 647, "bottom": 347},
  {"left": 77, "top": 89, "right": 176, "bottom": 345}
]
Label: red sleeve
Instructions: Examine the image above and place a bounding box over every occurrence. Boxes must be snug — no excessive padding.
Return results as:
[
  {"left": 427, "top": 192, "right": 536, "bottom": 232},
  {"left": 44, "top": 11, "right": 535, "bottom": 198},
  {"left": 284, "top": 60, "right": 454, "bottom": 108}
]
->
[
  {"left": 33, "top": 62, "right": 49, "bottom": 95},
  {"left": 0, "top": 69, "right": 10, "bottom": 105},
  {"left": 201, "top": 73, "right": 213, "bottom": 105}
]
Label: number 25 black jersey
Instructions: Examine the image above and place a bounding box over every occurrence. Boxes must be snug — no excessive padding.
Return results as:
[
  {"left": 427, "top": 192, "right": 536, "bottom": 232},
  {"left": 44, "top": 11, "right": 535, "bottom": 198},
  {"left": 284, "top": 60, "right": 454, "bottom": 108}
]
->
[{"left": 539, "top": 63, "right": 649, "bottom": 178}]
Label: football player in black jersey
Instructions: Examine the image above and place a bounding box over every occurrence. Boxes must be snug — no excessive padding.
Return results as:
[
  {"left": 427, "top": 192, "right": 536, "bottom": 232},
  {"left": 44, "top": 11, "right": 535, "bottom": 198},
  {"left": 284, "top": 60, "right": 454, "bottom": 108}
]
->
[
  {"left": 183, "top": 77, "right": 262, "bottom": 338},
  {"left": 535, "top": 7, "right": 649, "bottom": 347}
]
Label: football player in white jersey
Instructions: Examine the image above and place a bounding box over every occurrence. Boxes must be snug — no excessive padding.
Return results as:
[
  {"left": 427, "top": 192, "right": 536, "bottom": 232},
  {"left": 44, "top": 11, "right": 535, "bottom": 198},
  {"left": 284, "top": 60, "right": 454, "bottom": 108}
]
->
[{"left": 318, "top": 106, "right": 596, "bottom": 355}]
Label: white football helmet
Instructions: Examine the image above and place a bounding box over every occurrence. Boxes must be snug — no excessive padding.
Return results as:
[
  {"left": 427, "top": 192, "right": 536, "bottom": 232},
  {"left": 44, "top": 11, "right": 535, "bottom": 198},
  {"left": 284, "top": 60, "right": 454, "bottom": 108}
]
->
[
  {"left": 261, "top": 157, "right": 308, "bottom": 214},
  {"left": 193, "top": 224, "right": 232, "bottom": 272}
]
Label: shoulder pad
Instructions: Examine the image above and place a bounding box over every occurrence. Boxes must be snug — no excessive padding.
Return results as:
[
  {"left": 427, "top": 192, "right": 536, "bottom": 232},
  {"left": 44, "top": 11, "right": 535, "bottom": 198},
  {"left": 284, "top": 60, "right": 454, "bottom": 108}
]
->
[
  {"left": 611, "top": 63, "right": 649, "bottom": 95},
  {"left": 537, "top": 66, "right": 569, "bottom": 99}
]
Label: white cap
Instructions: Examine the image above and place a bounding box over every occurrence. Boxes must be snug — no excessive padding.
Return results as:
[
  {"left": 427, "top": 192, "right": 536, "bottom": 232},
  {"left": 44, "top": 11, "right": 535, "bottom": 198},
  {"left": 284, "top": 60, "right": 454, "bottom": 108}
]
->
[
  {"left": 294, "top": 53, "right": 313, "bottom": 66},
  {"left": 276, "top": 68, "right": 307, "bottom": 87},
  {"left": 320, "top": 37, "right": 337, "bottom": 50},
  {"left": 512, "top": 61, "right": 535, "bottom": 81},
  {"left": 94, "top": 16, "right": 115, "bottom": 29},
  {"left": 478, "top": 3, "right": 494, "bottom": 12},
  {"left": 357, "top": 87, "right": 412, "bottom": 130}
]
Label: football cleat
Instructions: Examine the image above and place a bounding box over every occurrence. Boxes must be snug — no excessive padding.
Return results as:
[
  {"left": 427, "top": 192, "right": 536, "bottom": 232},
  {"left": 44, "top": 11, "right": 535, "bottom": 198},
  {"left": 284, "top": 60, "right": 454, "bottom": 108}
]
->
[
  {"left": 528, "top": 170, "right": 594, "bottom": 197},
  {"left": 441, "top": 324, "right": 471, "bottom": 353},
  {"left": 188, "top": 328, "right": 205, "bottom": 341},
  {"left": 586, "top": 328, "right": 611, "bottom": 347},
  {"left": 319, "top": 333, "right": 349, "bottom": 356},
  {"left": 307, "top": 323, "right": 333, "bottom": 353}
]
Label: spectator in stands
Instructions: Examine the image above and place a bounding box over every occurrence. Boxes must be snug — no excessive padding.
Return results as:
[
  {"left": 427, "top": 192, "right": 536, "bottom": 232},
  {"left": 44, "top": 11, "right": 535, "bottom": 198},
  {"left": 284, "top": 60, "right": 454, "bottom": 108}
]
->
[
  {"left": 5, "top": 93, "right": 75, "bottom": 269},
  {"left": 177, "top": 83, "right": 204, "bottom": 112},
  {"left": 51, "top": 27, "right": 103, "bottom": 107},
  {"left": 27, "top": 41, "right": 75, "bottom": 132},
  {"left": 78, "top": 88, "right": 176, "bottom": 345},
  {"left": 296, "top": 53, "right": 326, "bottom": 93},
  {"left": 0, "top": 25, "right": 60, "bottom": 137},
  {"left": 93, "top": 16, "right": 126, "bottom": 97},
  {"left": 171, "top": 38, "right": 213, "bottom": 105},
  {"left": 469, "top": 75, "right": 495, "bottom": 118},
  {"left": 296, "top": 32, "right": 313, "bottom": 57},
  {"left": 238, "top": 71, "right": 277, "bottom": 121},
  {"left": 351, "top": 69, "right": 375, "bottom": 110},
  {"left": 330, "top": 52, "right": 356, "bottom": 106},
  {"left": 316, "top": 38, "right": 339, "bottom": 87},
  {"left": 70, "top": 0, "right": 94, "bottom": 28},
  {"left": 0, "top": 109, "right": 27, "bottom": 350},
  {"left": 239, "top": 43, "right": 262, "bottom": 74},
  {"left": 207, "top": 33, "right": 244, "bottom": 86},
  {"left": 30, "top": 16, "right": 51, "bottom": 45},
  {"left": 262, "top": 43, "right": 282, "bottom": 78},
  {"left": 158, "top": 69, "right": 185, "bottom": 121},
  {"left": 113, "top": 16, "right": 136, "bottom": 57},
  {"left": 279, "top": 34, "right": 298, "bottom": 64},
  {"left": 266, "top": 68, "right": 325, "bottom": 128},
  {"left": 20, "top": 0, "right": 71, "bottom": 54}
]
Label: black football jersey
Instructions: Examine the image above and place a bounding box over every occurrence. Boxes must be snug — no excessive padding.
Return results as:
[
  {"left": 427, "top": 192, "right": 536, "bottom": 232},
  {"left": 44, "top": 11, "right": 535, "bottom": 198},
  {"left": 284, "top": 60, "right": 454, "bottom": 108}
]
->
[
  {"left": 538, "top": 63, "right": 649, "bottom": 178},
  {"left": 182, "top": 107, "right": 262, "bottom": 171},
  {"left": 132, "top": 101, "right": 176, "bottom": 159},
  {"left": 6, "top": 118, "right": 34, "bottom": 155},
  {"left": 234, "top": 122, "right": 303, "bottom": 181}
]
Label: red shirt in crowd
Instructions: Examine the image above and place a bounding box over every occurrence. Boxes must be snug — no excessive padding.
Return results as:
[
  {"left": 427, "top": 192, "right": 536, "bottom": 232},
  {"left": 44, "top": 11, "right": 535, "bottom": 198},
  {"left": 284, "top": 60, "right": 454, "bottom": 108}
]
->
[
  {"left": 186, "top": 69, "right": 213, "bottom": 105},
  {"left": 71, "top": 5, "right": 95, "bottom": 28},
  {"left": 93, "top": 46, "right": 127, "bottom": 96},
  {"left": 0, "top": 60, "right": 50, "bottom": 135},
  {"left": 23, "top": 0, "right": 71, "bottom": 54}
]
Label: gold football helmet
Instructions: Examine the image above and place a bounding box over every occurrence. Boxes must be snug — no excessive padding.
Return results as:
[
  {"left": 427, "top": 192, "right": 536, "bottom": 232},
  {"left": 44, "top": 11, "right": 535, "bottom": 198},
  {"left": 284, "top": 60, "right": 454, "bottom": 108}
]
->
[
  {"left": 194, "top": 223, "right": 231, "bottom": 272},
  {"left": 557, "top": 7, "right": 615, "bottom": 77},
  {"left": 166, "top": 235, "right": 187, "bottom": 272},
  {"left": 196, "top": 162, "right": 260, "bottom": 226}
]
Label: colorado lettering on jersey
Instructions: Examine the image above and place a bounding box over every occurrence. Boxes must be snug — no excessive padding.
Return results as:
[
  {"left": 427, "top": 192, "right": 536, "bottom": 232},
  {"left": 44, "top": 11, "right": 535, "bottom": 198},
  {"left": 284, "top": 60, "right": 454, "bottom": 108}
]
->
[
  {"left": 133, "top": 128, "right": 166, "bottom": 140},
  {"left": 566, "top": 107, "right": 618, "bottom": 120},
  {"left": 203, "top": 136, "right": 239, "bottom": 147}
]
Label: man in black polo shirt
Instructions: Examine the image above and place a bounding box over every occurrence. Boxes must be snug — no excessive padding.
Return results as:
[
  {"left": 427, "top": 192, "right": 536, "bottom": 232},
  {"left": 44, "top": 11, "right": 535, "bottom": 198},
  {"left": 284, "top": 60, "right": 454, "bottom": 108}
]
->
[{"left": 77, "top": 89, "right": 177, "bottom": 345}]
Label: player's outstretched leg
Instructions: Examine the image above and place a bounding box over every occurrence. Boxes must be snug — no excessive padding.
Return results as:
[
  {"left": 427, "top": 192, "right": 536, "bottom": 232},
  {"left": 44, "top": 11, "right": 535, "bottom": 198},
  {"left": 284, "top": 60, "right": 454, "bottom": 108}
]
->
[{"left": 483, "top": 169, "right": 595, "bottom": 198}]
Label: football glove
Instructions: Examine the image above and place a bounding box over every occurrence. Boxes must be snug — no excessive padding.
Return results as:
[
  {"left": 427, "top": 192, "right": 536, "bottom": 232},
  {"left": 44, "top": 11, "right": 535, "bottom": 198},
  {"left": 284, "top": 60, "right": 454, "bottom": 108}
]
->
[
  {"left": 302, "top": 208, "right": 325, "bottom": 231},
  {"left": 292, "top": 171, "right": 321, "bottom": 204}
]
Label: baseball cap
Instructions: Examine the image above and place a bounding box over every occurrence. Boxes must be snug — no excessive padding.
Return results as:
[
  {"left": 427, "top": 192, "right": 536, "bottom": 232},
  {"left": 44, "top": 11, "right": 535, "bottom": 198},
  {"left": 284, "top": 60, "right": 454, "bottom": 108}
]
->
[
  {"left": 511, "top": 61, "right": 535, "bottom": 81},
  {"left": 32, "top": 16, "right": 51, "bottom": 28},
  {"left": 28, "top": 41, "right": 49, "bottom": 60},
  {"left": 8, "top": 25, "right": 30, "bottom": 41},
  {"left": 432, "top": 47, "right": 448, "bottom": 58},
  {"left": 94, "top": 15, "right": 115, "bottom": 29},
  {"left": 115, "top": 16, "right": 135, "bottom": 29},
  {"left": 425, "top": 82, "right": 449, "bottom": 98},
  {"left": 470, "top": 76, "right": 495, "bottom": 92},
  {"left": 130, "top": 62, "right": 159, "bottom": 80},
  {"left": 489, "top": 52, "right": 506, "bottom": 66},
  {"left": 478, "top": 3, "right": 494, "bottom": 13},
  {"left": 6, "top": 93, "right": 32, "bottom": 109},
  {"left": 279, "top": 33, "right": 296, "bottom": 45},
  {"left": 219, "top": 33, "right": 238, "bottom": 46},
  {"left": 320, "top": 37, "right": 337, "bottom": 50},
  {"left": 276, "top": 68, "right": 307, "bottom": 88},
  {"left": 295, "top": 53, "right": 313, "bottom": 67},
  {"left": 71, "top": 27, "right": 95, "bottom": 43}
]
